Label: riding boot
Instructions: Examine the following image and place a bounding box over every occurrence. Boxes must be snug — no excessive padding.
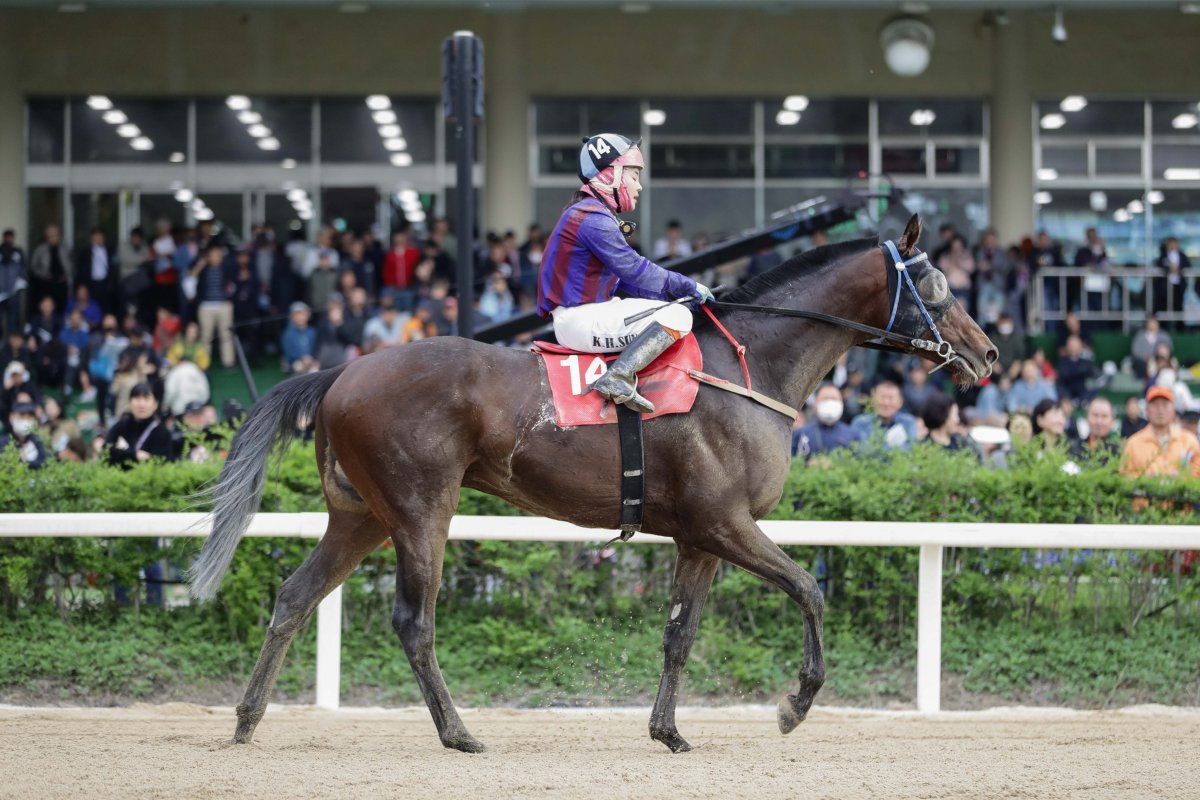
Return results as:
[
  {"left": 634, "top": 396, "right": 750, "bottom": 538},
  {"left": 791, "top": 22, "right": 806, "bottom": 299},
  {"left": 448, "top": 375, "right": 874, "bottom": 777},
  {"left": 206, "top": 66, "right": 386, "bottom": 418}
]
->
[{"left": 591, "top": 322, "right": 678, "bottom": 414}]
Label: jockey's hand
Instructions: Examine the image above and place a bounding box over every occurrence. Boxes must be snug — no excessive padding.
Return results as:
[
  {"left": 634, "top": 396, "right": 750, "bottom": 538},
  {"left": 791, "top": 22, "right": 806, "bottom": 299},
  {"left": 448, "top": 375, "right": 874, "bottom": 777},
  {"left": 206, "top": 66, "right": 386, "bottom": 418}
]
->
[{"left": 693, "top": 282, "right": 716, "bottom": 304}]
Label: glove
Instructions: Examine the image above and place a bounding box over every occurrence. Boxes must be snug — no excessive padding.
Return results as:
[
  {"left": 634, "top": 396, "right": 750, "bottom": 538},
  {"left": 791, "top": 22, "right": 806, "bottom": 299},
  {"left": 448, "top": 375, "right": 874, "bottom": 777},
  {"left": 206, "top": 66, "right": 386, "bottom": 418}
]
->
[{"left": 693, "top": 282, "right": 716, "bottom": 304}]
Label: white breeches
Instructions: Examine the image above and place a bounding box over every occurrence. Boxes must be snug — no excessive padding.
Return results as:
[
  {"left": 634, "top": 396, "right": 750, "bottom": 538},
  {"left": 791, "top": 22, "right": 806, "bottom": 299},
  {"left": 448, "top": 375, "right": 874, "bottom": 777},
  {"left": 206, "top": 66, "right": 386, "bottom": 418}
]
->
[{"left": 551, "top": 297, "right": 693, "bottom": 353}]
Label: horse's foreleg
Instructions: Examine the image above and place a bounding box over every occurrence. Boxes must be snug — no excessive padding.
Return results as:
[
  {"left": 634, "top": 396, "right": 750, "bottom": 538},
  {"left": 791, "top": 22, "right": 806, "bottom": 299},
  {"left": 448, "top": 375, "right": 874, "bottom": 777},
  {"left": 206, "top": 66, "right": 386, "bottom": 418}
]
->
[
  {"left": 391, "top": 521, "right": 484, "bottom": 754},
  {"left": 689, "top": 519, "right": 825, "bottom": 735},
  {"left": 649, "top": 543, "right": 720, "bottom": 753},
  {"left": 232, "top": 510, "right": 386, "bottom": 744}
]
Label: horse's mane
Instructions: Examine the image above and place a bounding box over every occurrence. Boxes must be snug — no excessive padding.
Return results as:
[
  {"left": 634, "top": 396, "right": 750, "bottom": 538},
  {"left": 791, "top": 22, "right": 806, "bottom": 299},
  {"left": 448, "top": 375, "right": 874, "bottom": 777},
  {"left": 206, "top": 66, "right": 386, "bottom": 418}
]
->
[{"left": 717, "top": 237, "right": 878, "bottom": 305}]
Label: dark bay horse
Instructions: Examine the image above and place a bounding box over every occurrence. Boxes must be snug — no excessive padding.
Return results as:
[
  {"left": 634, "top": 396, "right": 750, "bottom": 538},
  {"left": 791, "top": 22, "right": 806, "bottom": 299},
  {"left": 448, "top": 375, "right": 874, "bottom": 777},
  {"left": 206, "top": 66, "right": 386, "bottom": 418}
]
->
[{"left": 190, "top": 215, "right": 997, "bottom": 753}]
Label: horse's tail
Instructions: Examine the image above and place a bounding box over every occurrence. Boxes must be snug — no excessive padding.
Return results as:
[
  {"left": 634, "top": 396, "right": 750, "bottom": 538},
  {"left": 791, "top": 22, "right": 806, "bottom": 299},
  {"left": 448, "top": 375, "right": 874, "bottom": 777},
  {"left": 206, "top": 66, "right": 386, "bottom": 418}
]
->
[{"left": 188, "top": 363, "right": 350, "bottom": 601}]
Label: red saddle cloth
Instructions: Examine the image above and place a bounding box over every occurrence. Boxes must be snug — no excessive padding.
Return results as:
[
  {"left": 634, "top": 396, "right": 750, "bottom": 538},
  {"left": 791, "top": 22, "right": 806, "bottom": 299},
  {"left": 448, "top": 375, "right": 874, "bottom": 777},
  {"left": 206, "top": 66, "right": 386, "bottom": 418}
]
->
[{"left": 532, "top": 334, "right": 703, "bottom": 427}]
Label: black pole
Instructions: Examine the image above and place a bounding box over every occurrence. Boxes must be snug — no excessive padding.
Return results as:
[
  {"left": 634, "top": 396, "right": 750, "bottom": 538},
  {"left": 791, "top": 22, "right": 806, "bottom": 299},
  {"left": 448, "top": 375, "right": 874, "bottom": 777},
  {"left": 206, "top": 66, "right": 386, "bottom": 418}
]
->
[
  {"left": 453, "top": 31, "right": 476, "bottom": 339},
  {"left": 231, "top": 330, "right": 259, "bottom": 404}
]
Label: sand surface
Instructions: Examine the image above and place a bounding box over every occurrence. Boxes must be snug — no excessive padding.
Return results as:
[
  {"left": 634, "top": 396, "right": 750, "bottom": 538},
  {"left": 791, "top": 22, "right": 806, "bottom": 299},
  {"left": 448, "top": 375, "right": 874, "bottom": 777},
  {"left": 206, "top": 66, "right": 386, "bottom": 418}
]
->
[{"left": 2, "top": 703, "right": 1198, "bottom": 799}]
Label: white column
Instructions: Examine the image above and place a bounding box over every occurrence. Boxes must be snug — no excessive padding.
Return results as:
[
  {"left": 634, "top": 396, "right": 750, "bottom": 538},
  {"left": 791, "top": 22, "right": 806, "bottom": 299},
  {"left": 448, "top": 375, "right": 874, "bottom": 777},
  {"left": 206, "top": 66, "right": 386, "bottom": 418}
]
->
[
  {"left": 483, "top": 15, "right": 530, "bottom": 236},
  {"left": 315, "top": 585, "right": 342, "bottom": 709},
  {"left": 916, "top": 543, "right": 943, "bottom": 713},
  {"left": 989, "top": 12, "right": 1035, "bottom": 244},
  {"left": 0, "top": 21, "right": 24, "bottom": 240}
]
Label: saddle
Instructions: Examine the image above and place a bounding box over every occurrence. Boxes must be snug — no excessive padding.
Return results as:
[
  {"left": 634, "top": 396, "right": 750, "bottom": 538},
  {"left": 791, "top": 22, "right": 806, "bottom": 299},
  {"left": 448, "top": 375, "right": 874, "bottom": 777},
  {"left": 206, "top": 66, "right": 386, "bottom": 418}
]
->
[{"left": 532, "top": 334, "right": 703, "bottom": 427}]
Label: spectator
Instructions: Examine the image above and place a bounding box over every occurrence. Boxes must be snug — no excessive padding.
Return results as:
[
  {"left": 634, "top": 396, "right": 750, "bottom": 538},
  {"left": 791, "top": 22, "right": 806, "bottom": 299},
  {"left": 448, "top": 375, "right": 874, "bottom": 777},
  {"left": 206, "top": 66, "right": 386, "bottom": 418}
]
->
[
  {"left": 653, "top": 220, "right": 693, "bottom": 262},
  {"left": 936, "top": 236, "right": 975, "bottom": 308},
  {"left": 308, "top": 238, "right": 340, "bottom": 312},
  {"left": 2, "top": 360, "right": 40, "bottom": 423},
  {"left": 340, "top": 237, "right": 377, "bottom": 299},
  {"left": 153, "top": 306, "right": 182, "bottom": 355},
  {"left": 74, "top": 227, "right": 116, "bottom": 314},
  {"left": 931, "top": 223, "right": 957, "bottom": 263},
  {"left": 1055, "top": 335, "right": 1096, "bottom": 403},
  {"left": 28, "top": 224, "right": 72, "bottom": 318},
  {"left": 315, "top": 294, "right": 351, "bottom": 369},
  {"left": 109, "top": 351, "right": 147, "bottom": 420},
  {"left": 1031, "top": 397, "right": 1067, "bottom": 449},
  {"left": 382, "top": 229, "right": 420, "bottom": 293},
  {"left": 39, "top": 396, "right": 83, "bottom": 460},
  {"left": 66, "top": 284, "right": 103, "bottom": 329},
  {"left": 793, "top": 382, "right": 862, "bottom": 461},
  {"left": 902, "top": 362, "right": 938, "bottom": 416},
  {"left": 177, "top": 400, "right": 222, "bottom": 463},
  {"left": 1028, "top": 231, "right": 1063, "bottom": 317},
  {"left": 189, "top": 243, "right": 236, "bottom": 369},
  {"left": 87, "top": 315, "right": 127, "bottom": 424},
  {"left": 1120, "top": 386, "right": 1200, "bottom": 478},
  {"left": 339, "top": 287, "right": 369, "bottom": 349},
  {"left": 163, "top": 355, "right": 211, "bottom": 417},
  {"left": 479, "top": 271, "right": 515, "bottom": 323},
  {"left": 25, "top": 296, "right": 66, "bottom": 391},
  {"left": 850, "top": 380, "right": 919, "bottom": 449},
  {"left": 0, "top": 400, "right": 48, "bottom": 470},
  {"left": 1121, "top": 395, "right": 1147, "bottom": 439},
  {"left": 1008, "top": 412, "right": 1033, "bottom": 446},
  {"left": 1007, "top": 359, "right": 1057, "bottom": 414},
  {"left": 1155, "top": 237, "right": 1191, "bottom": 316},
  {"left": 402, "top": 300, "right": 439, "bottom": 343},
  {"left": 438, "top": 296, "right": 460, "bottom": 337},
  {"left": 1131, "top": 314, "right": 1171, "bottom": 379},
  {"left": 300, "top": 225, "right": 340, "bottom": 282},
  {"left": 363, "top": 295, "right": 407, "bottom": 352},
  {"left": 1055, "top": 311, "right": 1092, "bottom": 358},
  {"left": 0, "top": 229, "right": 26, "bottom": 338},
  {"left": 117, "top": 226, "right": 151, "bottom": 315},
  {"left": 973, "top": 229, "right": 1008, "bottom": 328},
  {"left": 991, "top": 311, "right": 1027, "bottom": 379},
  {"left": 975, "top": 372, "right": 1012, "bottom": 423},
  {"left": 921, "top": 392, "right": 974, "bottom": 454},
  {"left": 480, "top": 234, "right": 512, "bottom": 281},
  {"left": 231, "top": 249, "right": 262, "bottom": 357},
  {"left": 58, "top": 308, "right": 91, "bottom": 398},
  {"left": 518, "top": 224, "right": 546, "bottom": 297},
  {"left": 1070, "top": 396, "right": 1121, "bottom": 461},
  {"left": 102, "top": 382, "right": 175, "bottom": 468},
  {"left": 167, "top": 321, "right": 212, "bottom": 371},
  {"left": 281, "top": 301, "right": 317, "bottom": 373}
]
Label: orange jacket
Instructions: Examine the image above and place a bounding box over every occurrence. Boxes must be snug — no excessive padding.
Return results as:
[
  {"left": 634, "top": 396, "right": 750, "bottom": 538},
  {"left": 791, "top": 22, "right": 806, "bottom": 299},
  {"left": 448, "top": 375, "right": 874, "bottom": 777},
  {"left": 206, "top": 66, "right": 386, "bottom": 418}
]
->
[{"left": 1120, "top": 425, "right": 1200, "bottom": 478}]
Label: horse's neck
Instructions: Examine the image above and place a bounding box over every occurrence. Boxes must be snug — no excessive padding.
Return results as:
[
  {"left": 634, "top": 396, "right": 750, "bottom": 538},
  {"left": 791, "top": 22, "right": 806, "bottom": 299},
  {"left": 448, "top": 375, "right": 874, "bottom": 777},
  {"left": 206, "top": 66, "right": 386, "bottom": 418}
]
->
[{"left": 721, "top": 263, "right": 886, "bottom": 408}]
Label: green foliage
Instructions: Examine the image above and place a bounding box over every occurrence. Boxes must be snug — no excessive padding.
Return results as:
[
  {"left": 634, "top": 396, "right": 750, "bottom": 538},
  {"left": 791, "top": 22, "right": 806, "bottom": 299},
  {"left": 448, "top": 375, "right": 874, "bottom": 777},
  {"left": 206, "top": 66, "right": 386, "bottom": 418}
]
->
[{"left": 0, "top": 439, "right": 1197, "bottom": 706}]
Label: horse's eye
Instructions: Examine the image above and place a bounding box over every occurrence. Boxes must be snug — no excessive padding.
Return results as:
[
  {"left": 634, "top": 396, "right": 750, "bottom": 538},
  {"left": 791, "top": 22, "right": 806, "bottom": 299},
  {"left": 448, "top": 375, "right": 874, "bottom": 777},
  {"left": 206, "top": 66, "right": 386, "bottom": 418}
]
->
[{"left": 918, "top": 269, "right": 949, "bottom": 304}]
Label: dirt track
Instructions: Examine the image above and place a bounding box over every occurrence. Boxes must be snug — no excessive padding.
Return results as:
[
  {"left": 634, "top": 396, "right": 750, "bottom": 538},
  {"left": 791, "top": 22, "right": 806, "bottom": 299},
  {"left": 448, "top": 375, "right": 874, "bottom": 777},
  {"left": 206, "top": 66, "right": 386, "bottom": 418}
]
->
[{"left": 1, "top": 703, "right": 1197, "bottom": 799}]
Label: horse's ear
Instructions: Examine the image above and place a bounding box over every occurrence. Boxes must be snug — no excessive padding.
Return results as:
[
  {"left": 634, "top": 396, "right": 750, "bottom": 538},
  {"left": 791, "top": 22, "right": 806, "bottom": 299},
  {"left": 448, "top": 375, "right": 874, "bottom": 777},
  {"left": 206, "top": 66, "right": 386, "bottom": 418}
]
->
[{"left": 898, "top": 214, "right": 922, "bottom": 256}]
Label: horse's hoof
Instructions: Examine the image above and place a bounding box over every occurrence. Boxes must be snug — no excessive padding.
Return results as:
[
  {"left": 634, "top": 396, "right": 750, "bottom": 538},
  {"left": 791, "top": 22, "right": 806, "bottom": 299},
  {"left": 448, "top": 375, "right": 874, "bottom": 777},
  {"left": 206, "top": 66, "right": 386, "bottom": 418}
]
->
[
  {"left": 444, "top": 734, "right": 486, "bottom": 754},
  {"left": 650, "top": 728, "right": 693, "bottom": 753},
  {"left": 777, "top": 694, "right": 807, "bottom": 735}
]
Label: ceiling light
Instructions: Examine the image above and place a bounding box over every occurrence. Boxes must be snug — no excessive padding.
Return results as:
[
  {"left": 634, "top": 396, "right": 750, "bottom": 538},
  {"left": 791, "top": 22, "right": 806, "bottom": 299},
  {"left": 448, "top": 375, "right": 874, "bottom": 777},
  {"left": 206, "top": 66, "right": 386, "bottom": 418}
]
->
[
  {"left": 390, "top": 153, "right": 414, "bottom": 167},
  {"left": 194, "top": 207, "right": 215, "bottom": 221},
  {"left": 378, "top": 124, "right": 401, "bottom": 138},
  {"left": 407, "top": 210, "right": 427, "bottom": 223},
  {"left": 58, "top": 3, "right": 87, "bottom": 11},
  {"left": 372, "top": 110, "right": 398, "bottom": 125},
  {"left": 130, "top": 137, "right": 153, "bottom": 151},
  {"left": 226, "top": 95, "right": 251, "bottom": 111},
  {"left": 366, "top": 95, "right": 391, "bottom": 110},
  {"left": 1147, "top": 190, "right": 1165, "bottom": 204},
  {"left": 116, "top": 124, "right": 140, "bottom": 138},
  {"left": 1172, "top": 113, "right": 1198, "bottom": 129},
  {"left": 1037, "top": 168, "right": 1059, "bottom": 181},
  {"left": 643, "top": 109, "right": 666, "bottom": 126},
  {"left": 339, "top": 1, "right": 368, "bottom": 11},
  {"left": 293, "top": 199, "right": 312, "bottom": 211},
  {"left": 1060, "top": 96, "right": 1087, "bottom": 112},
  {"left": 1051, "top": 7, "right": 1067, "bottom": 44},
  {"left": 86, "top": 96, "right": 112, "bottom": 110},
  {"left": 1089, "top": 191, "right": 1108, "bottom": 211},
  {"left": 281, "top": 158, "right": 297, "bottom": 169},
  {"left": 169, "top": 152, "right": 185, "bottom": 163},
  {"left": 298, "top": 209, "right": 314, "bottom": 220},
  {"left": 398, "top": 189, "right": 419, "bottom": 204},
  {"left": 1182, "top": 2, "right": 1200, "bottom": 13},
  {"left": 775, "top": 110, "right": 801, "bottom": 126},
  {"left": 1113, "top": 209, "right": 1131, "bottom": 223},
  {"left": 1040, "top": 113, "right": 1067, "bottom": 130},
  {"left": 257, "top": 137, "right": 281, "bottom": 151},
  {"left": 1165, "top": 168, "right": 1200, "bottom": 180},
  {"left": 1034, "top": 191, "right": 1053, "bottom": 205},
  {"left": 384, "top": 137, "right": 408, "bottom": 151},
  {"left": 237, "top": 110, "right": 262, "bottom": 125},
  {"left": 286, "top": 189, "right": 307, "bottom": 202},
  {"left": 909, "top": 109, "right": 937, "bottom": 126},
  {"left": 1127, "top": 199, "right": 1145, "bottom": 214},
  {"left": 247, "top": 124, "right": 272, "bottom": 138},
  {"left": 783, "top": 95, "right": 809, "bottom": 112},
  {"left": 102, "top": 110, "right": 127, "bottom": 125},
  {"left": 174, "top": 189, "right": 194, "bottom": 203},
  {"left": 880, "top": 16, "right": 935, "bottom": 77}
]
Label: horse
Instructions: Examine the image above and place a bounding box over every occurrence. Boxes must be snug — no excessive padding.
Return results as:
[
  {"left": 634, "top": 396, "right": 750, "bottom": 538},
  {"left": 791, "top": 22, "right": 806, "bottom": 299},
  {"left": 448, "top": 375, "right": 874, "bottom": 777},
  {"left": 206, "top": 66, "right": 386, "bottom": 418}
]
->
[{"left": 189, "top": 214, "right": 997, "bottom": 754}]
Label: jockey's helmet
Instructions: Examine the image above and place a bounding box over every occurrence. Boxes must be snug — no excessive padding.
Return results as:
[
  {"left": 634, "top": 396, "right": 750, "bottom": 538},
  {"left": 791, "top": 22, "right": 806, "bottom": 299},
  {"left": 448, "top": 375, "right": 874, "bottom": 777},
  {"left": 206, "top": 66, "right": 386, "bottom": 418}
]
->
[{"left": 579, "top": 133, "right": 644, "bottom": 213}]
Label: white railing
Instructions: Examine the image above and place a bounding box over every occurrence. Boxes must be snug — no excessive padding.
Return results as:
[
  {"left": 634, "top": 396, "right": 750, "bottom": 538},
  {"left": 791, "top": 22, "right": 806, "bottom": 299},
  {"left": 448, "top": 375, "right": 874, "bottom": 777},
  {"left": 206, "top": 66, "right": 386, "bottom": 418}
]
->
[{"left": 2, "top": 513, "right": 1198, "bottom": 713}]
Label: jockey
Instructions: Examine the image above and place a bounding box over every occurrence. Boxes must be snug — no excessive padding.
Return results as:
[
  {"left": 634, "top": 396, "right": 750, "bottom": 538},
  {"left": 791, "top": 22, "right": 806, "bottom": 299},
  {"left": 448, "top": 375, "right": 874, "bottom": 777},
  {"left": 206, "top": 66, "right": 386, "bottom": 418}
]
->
[{"left": 537, "top": 133, "right": 714, "bottom": 414}]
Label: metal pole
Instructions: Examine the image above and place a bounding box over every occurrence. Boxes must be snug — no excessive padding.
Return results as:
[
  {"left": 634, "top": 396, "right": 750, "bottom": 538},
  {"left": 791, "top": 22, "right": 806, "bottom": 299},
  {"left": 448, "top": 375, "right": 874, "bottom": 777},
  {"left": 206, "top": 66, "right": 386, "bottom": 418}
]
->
[
  {"left": 916, "top": 543, "right": 943, "bottom": 713},
  {"left": 232, "top": 331, "right": 259, "bottom": 404},
  {"left": 453, "top": 32, "right": 476, "bottom": 339}
]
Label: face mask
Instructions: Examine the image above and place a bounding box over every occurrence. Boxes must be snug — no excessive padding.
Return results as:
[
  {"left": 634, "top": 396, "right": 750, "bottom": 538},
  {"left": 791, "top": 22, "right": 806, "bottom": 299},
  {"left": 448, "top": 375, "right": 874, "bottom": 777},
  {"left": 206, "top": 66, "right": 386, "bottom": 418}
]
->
[
  {"left": 998, "top": 323, "right": 1014, "bottom": 336},
  {"left": 11, "top": 418, "right": 36, "bottom": 437},
  {"left": 528, "top": 250, "right": 543, "bottom": 265},
  {"left": 815, "top": 399, "right": 843, "bottom": 425}
]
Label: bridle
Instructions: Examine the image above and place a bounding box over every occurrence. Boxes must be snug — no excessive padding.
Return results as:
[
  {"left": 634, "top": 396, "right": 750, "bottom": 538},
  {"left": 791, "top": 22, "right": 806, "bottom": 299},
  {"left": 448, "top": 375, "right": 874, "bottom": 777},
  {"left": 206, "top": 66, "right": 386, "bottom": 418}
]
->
[{"left": 706, "top": 239, "right": 962, "bottom": 373}]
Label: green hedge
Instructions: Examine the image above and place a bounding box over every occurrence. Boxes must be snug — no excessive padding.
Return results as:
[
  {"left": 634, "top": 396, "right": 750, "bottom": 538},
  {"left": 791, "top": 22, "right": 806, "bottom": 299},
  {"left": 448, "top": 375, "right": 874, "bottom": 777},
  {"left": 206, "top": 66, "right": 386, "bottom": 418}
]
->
[{"left": 1, "top": 437, "right": 1198, "bottom": 706}]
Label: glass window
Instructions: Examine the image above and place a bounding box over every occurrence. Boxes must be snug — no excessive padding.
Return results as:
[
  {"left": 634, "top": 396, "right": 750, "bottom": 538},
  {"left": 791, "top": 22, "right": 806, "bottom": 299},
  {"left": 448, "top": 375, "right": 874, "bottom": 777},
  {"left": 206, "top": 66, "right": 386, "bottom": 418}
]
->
[
  {"left": 882, "top": 146, "right": 926, "bottom": 175},
  {"left": 1042, "top": 145, "right": 1088, "bottom": 177},
  {"left": 764, "top": 144, "right": 868, "bottom": 179},
  {"left": 539, "top": 145, "right": 583, "bottom": 177},
  {"left": 648, "top": 143, "right": 754, "bottom": 179},
  {"left": 1150, "top": 190, "right": 1200, "bottom": 258},
  {"left": 934, "top": 146, "right": 981, "bottom": 176},
  {"left": 1153, "top": 144, "right": 1200, "bottom": 177},
  {"left": 264, "top": 194, "right": 306, "bottom": 238},
  {"left": 71, "top": 97, "right": 188, "bottom": 164},
  {"left": 534, "top": 187, "right": 572, "bottom": 232},
  {"left": 1095, "top": 146, "right": 1141, "bottom": 176},
  {"left": 196, "top": 97, "right": 311, "bottom": 163},
  {"left": 764, "top": 98, "right": 869, "bottom": 137},
  {"left": 878, "top": 99, "right": 984, "bottom": 136},
  {"left": 321, "top": 187, "right": 380, "bottom": 234},
  {"left": 1036, "top": 100, "right": 1144, "bottom": 138},
  {"left": 647, "top": 98, "right": 754, "bottom": 136},
  {"left": 899, "top": 188, "right": 989, "bottom": 246},
  {"left": 1035, "top": 188, "right": 1146, "bottom": 264},
  {"left": 70, "top": 192, "right": 119, "bottom": 248},
  {"left": 1151, "top": 100, "right": 1200, "bottom": 137},
  {"left": 320, "top": 97, "right": 436, "bottom": 164},
  {"left": 197, "top": 194, "right": 246, "bottom": 244},
  {"left": 27, "top": 99, "right": 65, "bottom": 164},
  {"left": 650, "top": 187, "right": 755, "bottom": 243},
  {"left": 26, "top": 188, "right": 64, "bottom": 251},
  {"left": 534, "top": 99, "right": 640, "bottom": 137},
  {"left": 140, "top": 194, "right": 187, "bottom": 232}
]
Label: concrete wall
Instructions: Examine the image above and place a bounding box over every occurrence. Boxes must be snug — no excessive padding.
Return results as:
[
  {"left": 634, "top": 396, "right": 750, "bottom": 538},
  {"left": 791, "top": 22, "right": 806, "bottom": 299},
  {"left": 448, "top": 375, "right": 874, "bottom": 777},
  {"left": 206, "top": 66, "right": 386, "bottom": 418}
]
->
[{"left": 2, "top": 6, "right": 1198, "bottom": 241}]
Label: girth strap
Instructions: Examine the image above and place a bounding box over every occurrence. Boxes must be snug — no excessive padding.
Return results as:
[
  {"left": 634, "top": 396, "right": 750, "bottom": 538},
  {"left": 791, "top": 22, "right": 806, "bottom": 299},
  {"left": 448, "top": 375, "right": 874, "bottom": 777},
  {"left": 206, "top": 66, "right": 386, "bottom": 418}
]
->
[
  {"left": 687, "top": 369, "right": 799, "bottom": 420},
  {"left": 615, "top": 403, "right": 644, "bottom": 542}
]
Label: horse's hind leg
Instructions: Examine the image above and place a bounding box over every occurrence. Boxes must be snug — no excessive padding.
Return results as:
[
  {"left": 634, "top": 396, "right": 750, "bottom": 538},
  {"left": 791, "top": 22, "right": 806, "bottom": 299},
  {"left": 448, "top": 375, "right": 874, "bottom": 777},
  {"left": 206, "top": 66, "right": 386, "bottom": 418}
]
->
[
  {"left": 649, "top": 543, "right": 720, "bottom": 753},
  {"left": 686, "top": 517, "right": 825, "bottom": 735},
  {"left": 390, "top": 514, "right": 484, "bottom": 753},
  {"left": 232, "top": 509, "right": 386, "bottom": 744}
]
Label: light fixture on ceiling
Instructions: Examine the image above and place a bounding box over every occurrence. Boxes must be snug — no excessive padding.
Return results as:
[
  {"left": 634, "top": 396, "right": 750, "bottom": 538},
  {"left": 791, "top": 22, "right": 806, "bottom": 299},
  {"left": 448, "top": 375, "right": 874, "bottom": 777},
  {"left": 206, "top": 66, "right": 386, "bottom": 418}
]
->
[
  {"left": 1165, "top": 168, "right": 1200, "bottom": 180},
  {"left": 909, "top": 109, "right": 937, "bottom": 127},
  {"left": 1127, "top": 199, "right": 1145, "bottom": 214},
  {"left": 1034, "top": 191, "right": 1053, "bottom": 205},
  {"left": 247, "top": 124, "right": 272, "bottom": 139},
  {"left": 194, "top": 207, "right": 215, "bottom": 221},
  {"left": 257, "top": 137, "right": 281, "bottom": 151},
  {"left": 1037, "top": 168, "right": 1059, "bottom": 181},
  {"left": 1040, "top": 113, "right": 1067, "bottom": 130},
  {"left": 775, "top": 110, "right": 801, "bottom": 126},
  {"left": 372, "top": 110, "right": 397, "bottom": 125},
  {"left": 237, "top": 110, "right": 262, "bottom": 125},
  {"left": 174, "top": 189, "right": 194, "bottom": 203},
  {"left": 1060, "top": 96, "right": 1087, "bottom": 113},
  {"left": 1089, "top": 191, "right": 1108, "bottom": 212},
  {"left": 86, "top": 96, "right": 112, "bottom": 110},
  {"left": 1051, "top": 7, "right": 1067, "bottom": 44},
  {"left": 391, "top": 153, "right": 414, "bottom": 167},
  {"left": 366, "top": 95, "right": 391, "bottom": 111},
  {"left": 339, "top": 1, "right": 368, "bottom": 11},
  {"left": 130, "top": 137, "right": 154, "bottom": 151},
  {"left": 169, "top": 152, "right": 185, "bottom": 163},
  {"left": 643, "top": 109, "right": 666, "bottom": 126},
  {"left": 1172, "top": 113, "right": 1198, "bottom": 129},
  {"left": 378, "top": 124, "right": 402, "bottom": 138},
  {"left": 1147, "top": 190, "right": 1166, "bottom": 204},
  {"left": 286, "top": 189, "right": 307, "bottom": 203},
  {"left": 226, "top": 95, "right": 251, "bottom": 111},
  {"left": 116, "top": 124, "right": 140, "bottom": 138},
  {"left": 398, "top": 190, "right": 419, "bottom": 204},
  {"left": 281, "top": 158, "right": 297, "bottom": 169},
  {"left": 384, "top": 137, "right": 408, "bottom": 151},
  {"left": 880, "top": 16, "right": 935, "bottom": 77},
  {"left": 783, "top": 95, "right": 809, "bottom": 112},
  {"left": 58, "top": 3, "right": 86, "bottom": 12},
  {"left": 102, "top": 110, "right": 127, "bottom": 125},
  {"left": 1113, "top": 209, "right": 1131, "bottom": 223}
]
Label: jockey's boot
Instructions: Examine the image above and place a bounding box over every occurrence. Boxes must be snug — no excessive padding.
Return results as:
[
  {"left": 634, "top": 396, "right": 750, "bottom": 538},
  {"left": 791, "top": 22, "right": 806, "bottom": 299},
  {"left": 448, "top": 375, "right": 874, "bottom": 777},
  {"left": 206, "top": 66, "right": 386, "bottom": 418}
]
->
[{"left": 591, "top": 322, "right": 678, "bottom": 414}]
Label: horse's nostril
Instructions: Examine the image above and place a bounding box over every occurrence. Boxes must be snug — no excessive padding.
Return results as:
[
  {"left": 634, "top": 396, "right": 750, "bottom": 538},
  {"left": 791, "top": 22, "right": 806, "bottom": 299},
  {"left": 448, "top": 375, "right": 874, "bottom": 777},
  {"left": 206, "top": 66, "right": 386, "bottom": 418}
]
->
[{"left": 985, "top": 348, "right": 999, "bottom": 365}]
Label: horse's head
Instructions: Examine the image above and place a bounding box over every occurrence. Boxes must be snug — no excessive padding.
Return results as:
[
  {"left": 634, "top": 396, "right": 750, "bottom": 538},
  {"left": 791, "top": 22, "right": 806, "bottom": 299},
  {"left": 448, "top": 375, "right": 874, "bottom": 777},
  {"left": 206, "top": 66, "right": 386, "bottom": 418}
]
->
[{"left": 890, "top": 214, "right": 998, "bottom": 385}]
